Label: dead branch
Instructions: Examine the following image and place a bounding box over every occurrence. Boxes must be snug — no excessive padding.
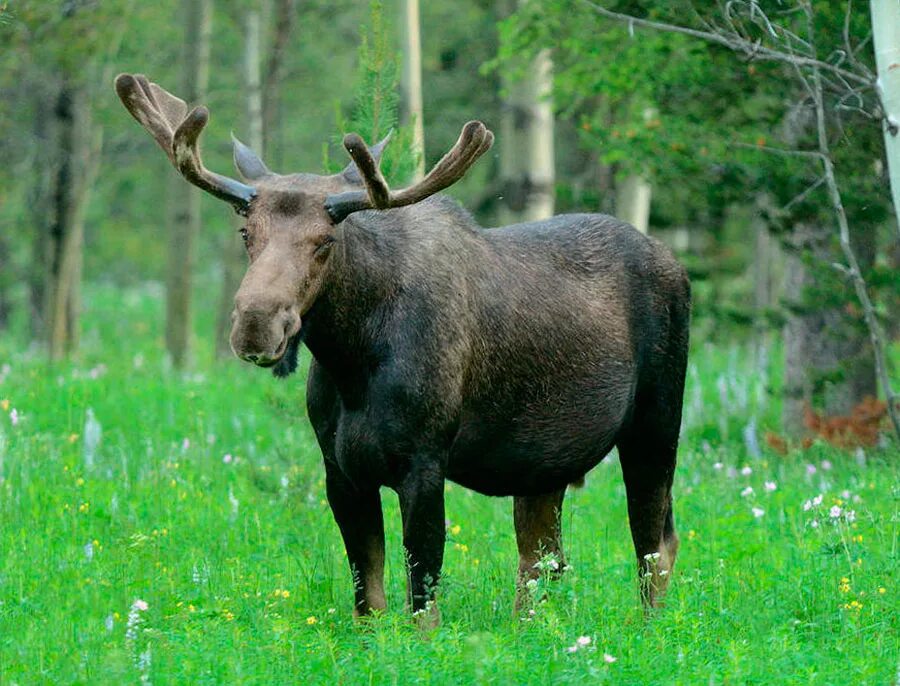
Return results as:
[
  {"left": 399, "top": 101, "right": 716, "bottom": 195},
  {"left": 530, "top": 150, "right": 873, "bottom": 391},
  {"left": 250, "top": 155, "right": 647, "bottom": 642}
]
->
[
  {"left": 803, "top": 5, "right": 900, "bottom": 439},
  {"left": 576, "top": 0, "right": 873, "bottom": 88}
]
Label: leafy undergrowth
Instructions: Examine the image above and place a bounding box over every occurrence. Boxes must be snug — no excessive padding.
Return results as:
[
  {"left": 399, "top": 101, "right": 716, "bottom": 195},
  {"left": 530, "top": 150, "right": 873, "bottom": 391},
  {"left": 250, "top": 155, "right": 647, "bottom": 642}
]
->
[{"left": 0, "top": 284, "right": 897, "bottom": 685}]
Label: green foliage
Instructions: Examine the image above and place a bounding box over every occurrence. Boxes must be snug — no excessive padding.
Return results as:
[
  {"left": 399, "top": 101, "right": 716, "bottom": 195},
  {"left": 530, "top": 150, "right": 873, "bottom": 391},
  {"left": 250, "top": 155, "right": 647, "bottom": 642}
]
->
[
  {"left": 327, "top": 0, "right": 418, "bottom": 185},
  {"left": 0, "top": 284, "right": 897, "bottom": 683}
]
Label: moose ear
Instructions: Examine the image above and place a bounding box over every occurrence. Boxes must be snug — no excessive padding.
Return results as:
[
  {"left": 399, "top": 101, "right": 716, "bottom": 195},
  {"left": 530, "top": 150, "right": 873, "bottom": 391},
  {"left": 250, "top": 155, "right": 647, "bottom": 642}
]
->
[
  {"left": 342, "top": 130, "right": 393, "bottom": 184},
  {"left": 232, "top": 134, "right": 271, "bottom": 180}
]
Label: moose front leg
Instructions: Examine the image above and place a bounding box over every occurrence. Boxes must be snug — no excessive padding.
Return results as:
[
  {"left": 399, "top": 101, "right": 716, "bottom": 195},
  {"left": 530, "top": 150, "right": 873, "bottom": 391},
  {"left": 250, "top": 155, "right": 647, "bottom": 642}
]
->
[
  {"left": 396, "top": 461, "right": 446, "bottom": 629},
  {"left": 325, "top": 463, "right": 387, "bottom": 618}
]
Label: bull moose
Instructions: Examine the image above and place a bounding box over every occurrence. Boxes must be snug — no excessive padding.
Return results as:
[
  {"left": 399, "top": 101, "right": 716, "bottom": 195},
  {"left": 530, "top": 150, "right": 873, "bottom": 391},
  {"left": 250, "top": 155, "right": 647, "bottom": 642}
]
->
[{"left": 114, "top": 73, "right": 690, "bottom": 625}]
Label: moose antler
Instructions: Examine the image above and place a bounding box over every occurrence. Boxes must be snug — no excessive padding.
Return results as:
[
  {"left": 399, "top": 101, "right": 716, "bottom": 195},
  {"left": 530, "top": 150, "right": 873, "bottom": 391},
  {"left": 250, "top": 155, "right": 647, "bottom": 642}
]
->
[
  {"left": 325, "top": 121, "right": 494, "bottom": 224},
  {"left": 114, "top": 73, "right": 256, "bottom": 214}
]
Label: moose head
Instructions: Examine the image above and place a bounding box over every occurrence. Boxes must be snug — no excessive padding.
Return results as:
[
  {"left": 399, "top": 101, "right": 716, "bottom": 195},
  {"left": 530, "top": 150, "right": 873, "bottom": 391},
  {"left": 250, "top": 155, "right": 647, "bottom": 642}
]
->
[{"left": 114, "top": 74, "right": 492, "bottom": 376}]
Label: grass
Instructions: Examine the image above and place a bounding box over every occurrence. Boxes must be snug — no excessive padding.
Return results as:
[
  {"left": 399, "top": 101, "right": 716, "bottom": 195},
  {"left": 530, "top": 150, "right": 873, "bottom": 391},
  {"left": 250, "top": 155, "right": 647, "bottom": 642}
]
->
[{"left": 0, "top": 282, "right": 897, "bottom": 685}]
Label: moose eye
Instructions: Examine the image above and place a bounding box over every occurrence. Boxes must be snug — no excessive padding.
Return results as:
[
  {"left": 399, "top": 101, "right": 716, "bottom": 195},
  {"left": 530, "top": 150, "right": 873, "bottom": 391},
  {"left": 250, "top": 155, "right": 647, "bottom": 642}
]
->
[
  {"left": 314, "top": 235, "right": 336, "bottom": 257},
  {"left": 239, "top": 227, "right": 249, "bottom": 245}
]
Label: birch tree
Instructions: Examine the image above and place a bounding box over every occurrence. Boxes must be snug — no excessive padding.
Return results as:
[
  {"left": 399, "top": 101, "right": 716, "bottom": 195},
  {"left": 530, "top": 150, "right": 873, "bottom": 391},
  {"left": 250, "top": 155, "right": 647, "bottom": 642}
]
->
[
  {"left": 871, "top": 0, "right": 900, "bottom": 235},
  {"left": 499, "top": 46, "right": 555, "bottom": 223},
  {"left": 401, "top": 0, "right": 425, "bottom": 180}
]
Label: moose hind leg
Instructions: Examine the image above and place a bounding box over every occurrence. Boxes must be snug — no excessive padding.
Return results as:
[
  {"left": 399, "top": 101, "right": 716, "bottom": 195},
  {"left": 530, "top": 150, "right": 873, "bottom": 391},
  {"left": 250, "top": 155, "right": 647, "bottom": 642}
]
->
[
  {"left": 513, "top": 488, "right": 567, "bottom": 612},
  {"left": 618, "top": 412, "right": 681, "bottom": 609}
]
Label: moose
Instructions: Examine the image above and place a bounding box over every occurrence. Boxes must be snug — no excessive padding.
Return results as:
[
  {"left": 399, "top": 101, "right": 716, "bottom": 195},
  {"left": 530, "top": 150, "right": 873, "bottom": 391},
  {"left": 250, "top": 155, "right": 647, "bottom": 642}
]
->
[{"left": 115, "top": 73, "right": 690, "bottom": 625}]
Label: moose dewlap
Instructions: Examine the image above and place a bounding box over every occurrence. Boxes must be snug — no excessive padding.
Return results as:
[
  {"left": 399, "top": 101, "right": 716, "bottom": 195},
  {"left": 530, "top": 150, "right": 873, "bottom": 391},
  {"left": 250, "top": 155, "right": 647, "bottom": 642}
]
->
[{"left": 115, "top": 73, "right": 691, "bottom": 625}]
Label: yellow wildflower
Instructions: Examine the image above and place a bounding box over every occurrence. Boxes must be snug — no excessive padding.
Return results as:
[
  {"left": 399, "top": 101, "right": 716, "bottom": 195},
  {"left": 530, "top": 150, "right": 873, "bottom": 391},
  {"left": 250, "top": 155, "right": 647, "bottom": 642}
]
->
[
  {"left": 687, "top": 530, "right": 697, "bottom": 541},
  {"left": 450, "top": 525, "right": 461, "bottom": 536},
  {"left": 306, "top": 616, "right": 317, "bottom": 625},
  {"left": 68, "top": 433, "right": 79, "bottom": 443},
  {"left": 878, "top": 587, "right": 886, "bottom": 595},
  {"left": 78, "top": 502, "right": 89, "bottom": 513},
  {"left": 75, "top": 477, "right": 84, "bottom": 487},
  {"left": 0, "top": 399, "right": 8, "bottom": 411}
]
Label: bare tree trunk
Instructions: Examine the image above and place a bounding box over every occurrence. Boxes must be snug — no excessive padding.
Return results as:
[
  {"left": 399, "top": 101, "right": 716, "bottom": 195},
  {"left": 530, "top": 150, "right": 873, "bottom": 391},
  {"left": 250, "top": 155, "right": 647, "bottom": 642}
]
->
[
  {"left": 262, "top": 0, "right": 296, "bottom": 167},
  {"left": 0, "top": 232, "right": 10, "bottom": 332},
  {"left": 401, "top": 0, "right": 425, "bottom": 180},
  {"left": 166, "top": 0, "right": 213, "bottom": 369},
  {"left": 752, "top": 194, "right": 772, "bottom": 367},
  {"left": 47, "top": 79, "right": 93, "bottom": 360},
  {"left": 499, "top": 46, "right": 555, "bottom": 223},
  {"left": 29, "top": 82, "right": 58, "bottom": 339},
  {"left": 615, "top": 174, "right": 652, "bottom": 234},
  {"left": 870, "top": 0, "right": 900, "bottom": 237},
  {"left": 216, "top": 5, "right": 262, "bottom": 358}
]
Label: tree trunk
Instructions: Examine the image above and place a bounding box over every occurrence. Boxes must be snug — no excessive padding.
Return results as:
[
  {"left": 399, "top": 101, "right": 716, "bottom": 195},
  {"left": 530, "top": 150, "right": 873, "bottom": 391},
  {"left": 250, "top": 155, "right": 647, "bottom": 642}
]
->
[
  {"left": 782, "top": 222, "right": 877, "bottom": 434},
  {"left": 870, "top": 0, "right": 900, "bottom": 237},
  {"left": 499, "top": 46, "right": 555, "bottom": 223},
  {"left": 29, "top": 82, "right": 58, "bottom": 339},
  {"left": 0, "top": 232, "right": 10, "bottom": 333},
  {"left": 166, "top": 0, "right": 213, "bottom": 369},
  {"left": 615, "top": 174, "right": 652, "bottom": 234},
  {"left": 752, "top": 194, "right": 773, "bottom": 369},
  {"left": 262, "top": 0, "right": 296, "bottom": 167},
  {"left": 216, "top": 5, "right": 262, "bottom": 358},
  {"left": 47, "top": 79, "right": 93, "bottom": 360},
  {"left": 401, "top": 0, "right": 425, "bottom": 180}
]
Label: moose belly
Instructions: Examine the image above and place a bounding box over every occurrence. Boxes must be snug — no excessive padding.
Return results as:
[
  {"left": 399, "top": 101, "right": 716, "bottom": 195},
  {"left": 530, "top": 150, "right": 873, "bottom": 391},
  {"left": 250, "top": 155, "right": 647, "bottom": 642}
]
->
[{"left": 447, "top": 384, "right": 629, "bottom": 497}]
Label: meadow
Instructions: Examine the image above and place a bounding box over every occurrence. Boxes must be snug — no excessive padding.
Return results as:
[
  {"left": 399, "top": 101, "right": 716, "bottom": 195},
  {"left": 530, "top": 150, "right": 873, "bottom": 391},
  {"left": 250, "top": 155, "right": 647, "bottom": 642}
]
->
[{"left": 0, "top": 282, "right": 897, "bottom": 685}]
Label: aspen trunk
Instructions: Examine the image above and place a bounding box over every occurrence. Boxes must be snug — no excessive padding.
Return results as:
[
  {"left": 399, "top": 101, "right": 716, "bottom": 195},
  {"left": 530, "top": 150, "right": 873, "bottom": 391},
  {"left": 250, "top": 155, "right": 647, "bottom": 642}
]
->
[
  {"left": 499, "top": 47, "right": 555, "bottom": 223},
  {"left": 401, "top": 0, "right": 425, "bottom": 180},
  {"left": 216, "top": 6, "right": 263, "bottom": 358},
  {"left": 870, "top": 0, "right": 900, "bottom": 237},
  {"left": 615, "top": 174, "right": 652, "bottom": 234},
  {"left": 166, "top": 0, "right": 212, "bottom": 368}
]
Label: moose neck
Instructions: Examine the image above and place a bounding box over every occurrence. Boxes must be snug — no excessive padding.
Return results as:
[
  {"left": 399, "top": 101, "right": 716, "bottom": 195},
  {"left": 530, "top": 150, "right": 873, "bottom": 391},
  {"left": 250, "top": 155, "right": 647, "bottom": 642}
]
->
[{"left": 300, "top": 213, "right": 404, "bottom": 386}]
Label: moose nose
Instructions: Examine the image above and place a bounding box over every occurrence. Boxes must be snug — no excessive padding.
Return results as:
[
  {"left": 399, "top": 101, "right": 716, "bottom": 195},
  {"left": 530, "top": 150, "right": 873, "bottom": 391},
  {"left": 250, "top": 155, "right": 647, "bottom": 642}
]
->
[{"left": 230, "top": 300, "right": 301, "bottom": 366}]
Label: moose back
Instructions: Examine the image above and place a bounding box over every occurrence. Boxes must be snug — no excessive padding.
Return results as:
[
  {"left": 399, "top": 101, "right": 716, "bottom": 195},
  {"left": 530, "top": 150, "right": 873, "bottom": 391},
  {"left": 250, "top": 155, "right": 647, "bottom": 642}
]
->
[{"left": 115, "top": 73, "right": 690, "bottom": 625}]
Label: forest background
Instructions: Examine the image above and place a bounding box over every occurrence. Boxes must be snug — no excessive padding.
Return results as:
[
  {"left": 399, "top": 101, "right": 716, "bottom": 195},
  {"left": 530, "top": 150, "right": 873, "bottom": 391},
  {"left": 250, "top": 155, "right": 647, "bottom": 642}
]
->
[{"left": 0, "top": 1, "right": 898, "bottom": 683}]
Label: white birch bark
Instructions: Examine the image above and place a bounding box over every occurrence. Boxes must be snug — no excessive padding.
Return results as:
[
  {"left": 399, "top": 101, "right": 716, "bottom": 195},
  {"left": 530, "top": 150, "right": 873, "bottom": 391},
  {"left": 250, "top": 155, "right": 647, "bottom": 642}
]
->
[
  {"left": 402, "top": 0, "right": 425, "bottom": 180},
  {"left": 615, "top": 175, "right": 652, "bottom": 234},
  {"left": 870, "top": 0, "right": 900, "bottom": 236},
  {"left": 499, "top": 47, "right": 555, "bottom": 223}
]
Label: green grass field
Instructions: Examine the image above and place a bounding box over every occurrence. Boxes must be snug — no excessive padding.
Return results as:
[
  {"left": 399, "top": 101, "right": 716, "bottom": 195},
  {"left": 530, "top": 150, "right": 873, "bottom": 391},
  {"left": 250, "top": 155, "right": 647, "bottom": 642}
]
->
[{"left": 0, "top": 283, "right": 897, "bottom": 685}]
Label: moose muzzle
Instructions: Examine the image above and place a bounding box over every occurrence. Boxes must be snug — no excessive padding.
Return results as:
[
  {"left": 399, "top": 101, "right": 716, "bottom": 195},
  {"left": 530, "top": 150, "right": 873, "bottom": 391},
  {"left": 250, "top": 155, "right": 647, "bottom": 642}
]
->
[{"left": 230, "top": 298, "right": 301, "bottom": 367}]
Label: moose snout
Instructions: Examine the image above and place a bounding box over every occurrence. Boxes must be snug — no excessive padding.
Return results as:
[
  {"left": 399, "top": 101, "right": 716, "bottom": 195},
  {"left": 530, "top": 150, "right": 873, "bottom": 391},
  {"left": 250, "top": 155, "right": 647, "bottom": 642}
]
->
[{"left": 229, "top": 299, "right": 301, "bottom": 366}]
